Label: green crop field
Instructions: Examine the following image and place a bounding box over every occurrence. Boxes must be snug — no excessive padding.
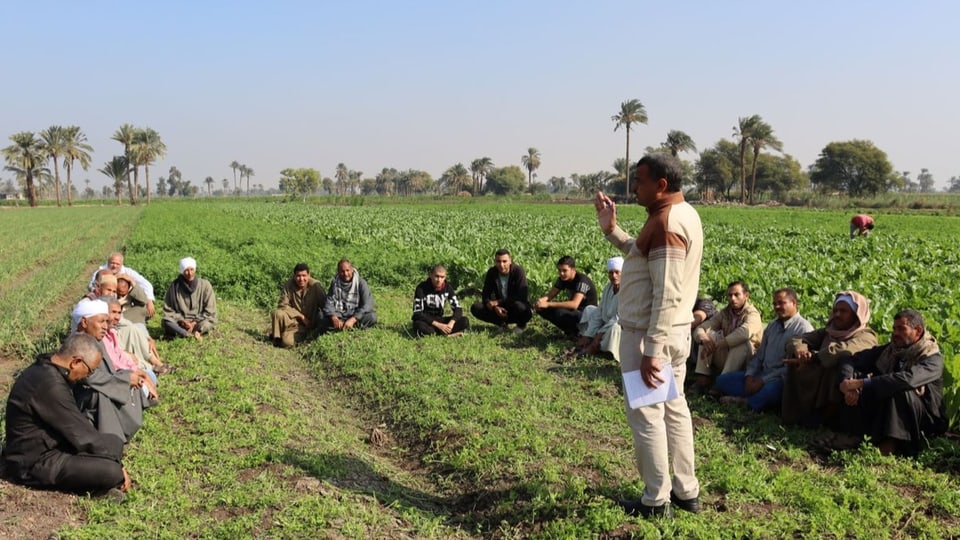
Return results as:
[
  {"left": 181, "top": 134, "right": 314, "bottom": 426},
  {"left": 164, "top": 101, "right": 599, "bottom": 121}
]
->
[{"left": 1, "top": 199, "right": 958, "bottom": 539}]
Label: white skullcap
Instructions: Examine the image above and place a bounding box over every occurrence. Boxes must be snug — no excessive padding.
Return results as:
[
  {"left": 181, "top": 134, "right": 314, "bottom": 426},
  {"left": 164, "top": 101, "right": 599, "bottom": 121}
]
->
[
  {"left": 607, "top": 256, "right": 624, "bottom": 272},
  {"left": 72, "top": 299, "right": 108, "bottom": 331},
  {"left": 179, "top": 257, "right": 197, "bottom": 273}
]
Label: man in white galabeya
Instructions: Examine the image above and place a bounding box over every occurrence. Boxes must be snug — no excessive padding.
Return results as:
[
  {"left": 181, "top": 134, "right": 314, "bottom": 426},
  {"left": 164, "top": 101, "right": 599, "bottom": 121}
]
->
[{"left": 595, "top": 153, "right": 703, "bottom": 519}]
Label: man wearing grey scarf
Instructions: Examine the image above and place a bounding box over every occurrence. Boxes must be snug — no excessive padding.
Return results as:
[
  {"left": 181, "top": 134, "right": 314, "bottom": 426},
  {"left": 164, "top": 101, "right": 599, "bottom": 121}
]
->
[
  {"left": 834, "top": 309, "right": 947, "bottom": 456},
  {"left": 321, "top": 259, "right": 377, "bottom": 332}
]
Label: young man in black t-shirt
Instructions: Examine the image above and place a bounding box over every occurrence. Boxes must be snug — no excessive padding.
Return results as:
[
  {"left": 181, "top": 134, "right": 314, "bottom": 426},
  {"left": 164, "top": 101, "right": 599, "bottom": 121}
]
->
[{"left": 534, "top": 255, "right": 598, "bottom": 338}]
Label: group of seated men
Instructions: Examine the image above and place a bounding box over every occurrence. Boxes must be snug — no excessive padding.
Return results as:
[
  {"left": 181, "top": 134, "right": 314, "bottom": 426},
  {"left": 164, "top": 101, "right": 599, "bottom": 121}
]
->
[
  {"left": 689, "top": 281, "right": 948, "bottom": 456},
  {"left": 2, "top": 252, "right": 218, "bottom": 499},
  {"left": 269, "top": 251, "right": 625, "bottom": 357}
]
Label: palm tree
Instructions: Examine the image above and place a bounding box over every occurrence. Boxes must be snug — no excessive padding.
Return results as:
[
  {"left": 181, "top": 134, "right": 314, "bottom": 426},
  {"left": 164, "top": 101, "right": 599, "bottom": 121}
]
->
[
  {"left": 133, "top": 128, "right": 165, "bottom": 205},
  {"left": 62, "top": 126, "right": 93, "bottom": 206},
  {"left": 99, "top": 156, "right": 130, "bottom": 206},
  {"left": 39, "top": 126, "right": 68, "bottom": 207},
  {"left": 112, "top": 124, "right": 138, "bottom": 204},
  {"left": 243, "top": 166, "right": 254, "bottom": 194},
  {"left": 664, "top": 130, "right": 697, "bottom": 157},
  {"left": 733, "top": 115, "right": 761, "bottom": 203},
  {"left": 747, "top": 120, "right": 782, "bottom": 204},
  {"left": 611, "top": 99, "right": 648, "bottom": 197},
  {"left": 335, "top": 163, "right": 348, "bottom": 195},
  {"left": 440, "top": 163, "right": 470, "bottom": 194},
  {"left": 222, "top": 178, "right": 229, "bottom": 194},
  {"left": 229, "top": 161, "right": 240, "bottom": 192},
  {"left": 470, "top": 157, "right": 494, "bottom": 193},
  {"left": 520, "top": 147, "right": 541, "bottom": 189},
  {"left": 2, "top": 132, "right": 46, "bottom": 207},
  {"left": 205, "top": 176, "right": 214, "bottom": 195}
]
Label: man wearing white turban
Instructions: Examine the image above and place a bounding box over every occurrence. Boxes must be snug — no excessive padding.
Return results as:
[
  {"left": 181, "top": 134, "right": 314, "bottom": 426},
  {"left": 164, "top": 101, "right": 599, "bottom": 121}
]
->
[
  {"left": 161, "top": 257, "right": 217, "bottom": 340},
  {"left": 574, "top": 256, "right": 624, "bottom": 361}
]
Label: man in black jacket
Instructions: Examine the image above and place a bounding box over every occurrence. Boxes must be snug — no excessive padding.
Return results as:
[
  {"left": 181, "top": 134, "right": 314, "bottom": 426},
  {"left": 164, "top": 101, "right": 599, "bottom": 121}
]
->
[
  {"left": 832, "top": 309, "right": 947, "bottom": 456},
  {"left": 470, "top": 249, "right": 533, "bottom": 333},
  {"left": 412, "top": 265, "right": 470, "bottom": 337},
  {"left": 3, "top": 333, "right": 130, "bottom": 495}
]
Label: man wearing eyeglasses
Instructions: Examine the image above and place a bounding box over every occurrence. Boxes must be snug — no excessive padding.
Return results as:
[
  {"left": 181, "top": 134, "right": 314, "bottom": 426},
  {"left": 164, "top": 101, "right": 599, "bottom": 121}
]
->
[{"left": 2, "top": 333, "right": 130, "bottom": 497}]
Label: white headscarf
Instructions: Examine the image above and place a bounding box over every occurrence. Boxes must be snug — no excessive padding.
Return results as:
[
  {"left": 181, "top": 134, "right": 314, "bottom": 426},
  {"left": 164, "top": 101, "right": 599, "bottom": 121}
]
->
[
  {"left": 179, "top": 257, "right": 197, "bottom": 273},
  {"left": 606, "top": 256, "right": 624, "bottom": 272},
  {"left": 72, "top": 298, "right": 108, "bottom": 331}
]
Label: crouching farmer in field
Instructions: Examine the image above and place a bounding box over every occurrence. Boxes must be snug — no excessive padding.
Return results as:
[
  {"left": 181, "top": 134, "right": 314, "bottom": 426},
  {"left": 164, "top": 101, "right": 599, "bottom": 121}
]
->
[
  {"left": 271, "top": 263, "right": 326, "bottom": 348},
  {"left": 162, "top": 257, "right": 217, "bottom": 340},
  {"left": 470, "top": 248, "right": 533, "bottom": 333},
  {"left": 412, "top": 264, "right": 469, "bottom": 337},
  {"left": 781, "top": 291, "right": 877, "bottom": 428},
  {"left": 827, "top": 309, "right": 947, "bottom": 456},
  {"left": 714, "top": 288, "right": 813, "bottom": 411},
  {"left": 2, "top": 333, "right": 130, "bottom": 498},
  {"left": 573, "top": 256, "right": 623, "bottom": 361},
  {"left": 320, "top": 259, "right": 377, "bottom": 332}
]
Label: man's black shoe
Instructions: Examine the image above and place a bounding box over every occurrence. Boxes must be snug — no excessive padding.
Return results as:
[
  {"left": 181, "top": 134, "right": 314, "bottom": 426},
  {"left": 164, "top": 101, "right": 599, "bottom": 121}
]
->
[
  {"left": 670, "top": 491, "right": 700, "bottom": 513},
  {"left": 618, "top": 498, "right": 672, "bottom": 518}
]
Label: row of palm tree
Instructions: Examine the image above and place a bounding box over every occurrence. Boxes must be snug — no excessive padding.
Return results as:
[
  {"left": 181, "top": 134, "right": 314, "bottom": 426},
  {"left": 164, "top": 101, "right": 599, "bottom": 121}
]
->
[
  {"left": 733, "top": 115, "right": 782, "bottom": 204},
  {"left": 2, "top": 126, "right": 95, "bottom": 207},
  {"left": 229, "top": 161, "right": 255, "bottom": 194}
]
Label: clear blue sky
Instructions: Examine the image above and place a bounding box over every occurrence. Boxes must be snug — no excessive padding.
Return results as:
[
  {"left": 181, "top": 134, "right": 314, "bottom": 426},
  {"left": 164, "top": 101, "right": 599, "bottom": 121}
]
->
[{"left": 2, "top": 1, "right": 957, "bottom": 191}]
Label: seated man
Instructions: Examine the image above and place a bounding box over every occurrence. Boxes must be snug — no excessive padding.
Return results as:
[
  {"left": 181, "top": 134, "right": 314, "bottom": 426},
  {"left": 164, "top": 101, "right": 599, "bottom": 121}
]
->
[
  {"left": 321, "top": 259, "right": 376, "bottom": 332},
  {"left": 72, "top": 299, "right": 152, "bottom": 444},
  {"left": 116, "top": 272, "right": 150, "bottom": 326},
  {"left": 714, "top": 288, "right": 813, "bottom": 411},
  {"left": 534, "top": 255, "right": 597, "bottom": 339},
  {"left": 781, "top": 291, "right": 878, "bottom": 428},
  {"left": 687, "top": 297, "right": 719, "bottom": 372},
  {"left": 849, "top": 214, "right": 875, "bottom": 238},
  {"left": 574, "top": 256, "right": 623, "bottom": 361},
  {"left": 692, "top": 281, "right": 763, "bottom": 390},
  {"left": 271, "top": 263, "right": 326, "bottom": 348},
  {"left": 470, "top": 248, "right": 533, "bottom": 332},
  {"left": 831, "top": 309, "right": 947, "bottom": 456},
  {"left": 412, "top": 265, "right": 469, "bottom": 337},
  {"left": 2, "top": 333, "right": 130, "bottom": 496},
  {"left": 89, "top": 251, "right": 156, "bottom": 318},
  {"left": 103, "top": 297, "right": 159, "bottom": 400},
  {"left": 162, "top": 257, "right": 217, "bottom": 340},
  {"left": 115, "top": 273, "right": 171, "bottom": 374}
]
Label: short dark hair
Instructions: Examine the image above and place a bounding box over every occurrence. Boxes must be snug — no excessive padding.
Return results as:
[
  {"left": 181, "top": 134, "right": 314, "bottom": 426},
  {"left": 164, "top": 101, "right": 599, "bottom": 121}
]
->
[
  {"left": 727, "top": 280, "right": 749, "bottom": 294},
  {"left": 866, "top": 222, "right": 875, "bottom": 230},
  {"left": 430, "top": 264, "right": 447, "bottom": 274},
  {"left": 293, "top": 263, "right": 310, "bottom": 274},
  {"left": 557, "top": 255, "right": 576, "bottom": 268},
  {"left": 637, "top": 153, "right": 684, "bottom": 193},
  {"left": 494, "top": 248, "right": 511, "bottom": 258},
  {"left": 337, "top": 258, "right": 352, "bottom": 268},
  {"left": 894, "top": 309, "right": 924, "bottom": 330},
  {"left": 774, "top": 287, "right": 798, "bottom": 303}
]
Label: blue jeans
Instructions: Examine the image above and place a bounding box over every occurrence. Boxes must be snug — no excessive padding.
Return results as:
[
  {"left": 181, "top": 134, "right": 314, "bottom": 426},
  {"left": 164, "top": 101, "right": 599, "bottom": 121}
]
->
[{"left": 715, "top": 371, "right": 783, "bottom": 412}]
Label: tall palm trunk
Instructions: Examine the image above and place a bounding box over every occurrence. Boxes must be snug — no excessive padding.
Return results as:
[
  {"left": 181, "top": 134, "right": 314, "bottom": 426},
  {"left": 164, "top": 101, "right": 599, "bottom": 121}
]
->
[
  {"left": 52, "top": 156, "right": 62, "bottom": 207},
  {"left": 127, "top": 167, "right": 137, "bottom": 205},
  {"left": 749, "top": 147, "right": 760, "bottom": 205},
  {"left": 738, "top": 142, "right": 748, "bottom": 203},
  {"left": 145, "top": 166, "right": 151, "bottom": 205},
  {"left": 65, "top": 161, "right": 74, "bottom": 206},
  {"left": 26, "top": 171, "right": 38, "bottom": 207},
  {"left": 625, "top": 129, "right": 631, "bottom": 198}
]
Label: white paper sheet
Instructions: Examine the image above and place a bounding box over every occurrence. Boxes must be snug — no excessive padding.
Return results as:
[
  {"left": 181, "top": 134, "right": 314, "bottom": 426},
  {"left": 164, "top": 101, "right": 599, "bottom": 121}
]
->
[{"left": 623, "top": 363, "right": 679, "bottom": 409}]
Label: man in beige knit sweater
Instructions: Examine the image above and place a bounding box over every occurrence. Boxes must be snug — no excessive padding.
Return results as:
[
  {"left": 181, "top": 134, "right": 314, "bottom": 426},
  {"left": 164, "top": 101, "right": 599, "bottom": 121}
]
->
[{"left": 595, "top": 153, "right": 703, "bottom": 519}]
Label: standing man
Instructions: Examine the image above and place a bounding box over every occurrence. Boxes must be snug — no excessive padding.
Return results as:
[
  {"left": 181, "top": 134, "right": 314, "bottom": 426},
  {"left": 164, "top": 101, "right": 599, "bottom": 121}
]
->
[
  {"left": 412, "top": 264, "right": 470, "bottom": 337},
  {"left": 162, "top": 257, "right": 218, "bottom": 340},
  {"left": 533, "top": 255, "right": 598, "bottom": 339},
  {"left": 595, "top": 153, "right": 704, "bottom": 518},
  {"left": 271, "top": 263, "right": 326, "bottom": 348},
  {"left": 321, "top": 259, "right": 377, "bottom": 332},
  {"left": 89, "top": 252, "right": 156, "bottom": 318},
  {"left": 850, "top": 214, "right": 875, "bottom": 238},
  {"left": 3, "top": 333, "right": 130, "bottom": 496},
  {"left": 470, "top": 249, "right": 533, "bottom": 333}
]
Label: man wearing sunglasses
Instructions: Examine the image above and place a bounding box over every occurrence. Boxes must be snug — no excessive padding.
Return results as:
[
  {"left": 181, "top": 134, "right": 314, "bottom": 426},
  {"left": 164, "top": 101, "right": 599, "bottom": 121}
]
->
[{"left": 2, "top": 333, "right": 130, "bottom": 497}]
